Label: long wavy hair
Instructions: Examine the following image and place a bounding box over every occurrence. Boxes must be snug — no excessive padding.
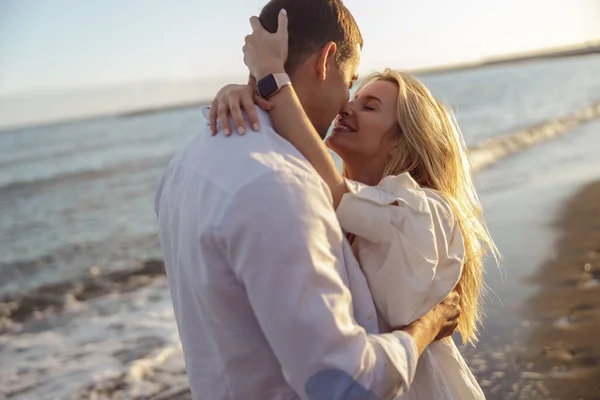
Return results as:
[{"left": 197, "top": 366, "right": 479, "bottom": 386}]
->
[{"left": 347, "top": 69, "right": 500, "bottom": 344}]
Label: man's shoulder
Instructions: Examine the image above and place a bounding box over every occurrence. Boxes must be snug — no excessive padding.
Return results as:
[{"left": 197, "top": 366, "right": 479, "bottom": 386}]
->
[{"left": 173, "top": 107, "right": 322, "bottom": 195}]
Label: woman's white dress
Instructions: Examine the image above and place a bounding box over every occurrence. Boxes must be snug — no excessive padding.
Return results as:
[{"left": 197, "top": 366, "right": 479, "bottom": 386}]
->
[{"left": 336, "top": 172, "right": 485, "bottom": 400}]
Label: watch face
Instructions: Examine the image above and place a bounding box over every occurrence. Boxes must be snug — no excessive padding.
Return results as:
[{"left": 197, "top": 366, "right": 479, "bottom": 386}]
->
[{"left": 257, "top": 74, "right": 278, "bottom": 98}]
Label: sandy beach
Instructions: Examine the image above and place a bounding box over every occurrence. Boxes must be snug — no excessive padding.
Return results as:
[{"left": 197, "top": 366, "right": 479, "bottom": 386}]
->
[
  {"left": 455, "top": 116, "right": 600, "bottom": 399},
  {"left": 519, "top": 180, "right": 600, "bottom": 399}
]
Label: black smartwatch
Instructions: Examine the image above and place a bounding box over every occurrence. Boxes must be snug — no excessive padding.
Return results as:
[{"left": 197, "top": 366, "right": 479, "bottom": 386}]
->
[{"left": 257, "top": 73, "right": 292, "bottom": 99}]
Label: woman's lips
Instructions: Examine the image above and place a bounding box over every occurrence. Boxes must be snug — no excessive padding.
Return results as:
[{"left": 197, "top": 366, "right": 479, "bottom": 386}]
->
[{"left": 333, "top": 120, "right": 356, "bottom": 133}]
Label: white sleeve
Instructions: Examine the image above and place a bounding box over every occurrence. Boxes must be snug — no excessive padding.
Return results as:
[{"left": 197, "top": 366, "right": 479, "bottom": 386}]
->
[
  {"left": 336, "top": 173, "right": 465, "bottom": 327},
  {"left": 221, "top": 172, "right": 418, "bottom": 399}
]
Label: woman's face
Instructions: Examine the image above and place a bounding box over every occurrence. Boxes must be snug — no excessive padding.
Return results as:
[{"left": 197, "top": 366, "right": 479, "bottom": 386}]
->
[{"left": 326, "top": 80, "right": 399, "bottom": 167}]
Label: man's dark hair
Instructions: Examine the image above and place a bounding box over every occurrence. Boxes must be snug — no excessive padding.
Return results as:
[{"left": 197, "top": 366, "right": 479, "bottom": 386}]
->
[{"left": 259, "top": 0, "right": 363, "bottom": 74}]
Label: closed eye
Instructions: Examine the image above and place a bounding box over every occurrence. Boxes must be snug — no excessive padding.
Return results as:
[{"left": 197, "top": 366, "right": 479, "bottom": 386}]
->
[{"left": 363, "top": 105, "right": 375, "bottom": 111}]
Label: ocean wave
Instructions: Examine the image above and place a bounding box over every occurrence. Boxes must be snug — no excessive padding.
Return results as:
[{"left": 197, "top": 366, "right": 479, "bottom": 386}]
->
[
  {"left": 0, "top": 156, "right": 169, "bottom": 200},
  {"left": 3, "top": 100, "right": 599, "bottom": 200},
  {"left": 0, "top": 277, "right": 185, "bottom": 400},
  {"left": 0, "top": 259, "right": 165, "bottom": 334},
  {"left": 75, "top": 345, "right": 192, "bottom": 400},
  {"left": 469, "top": 100, "right": 600, "bottom": 172}
]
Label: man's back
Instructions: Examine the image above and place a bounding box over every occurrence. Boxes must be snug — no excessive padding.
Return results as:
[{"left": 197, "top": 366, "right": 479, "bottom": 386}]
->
[{"left": 155, "top": 108, "right": 338, "bottom": 399}]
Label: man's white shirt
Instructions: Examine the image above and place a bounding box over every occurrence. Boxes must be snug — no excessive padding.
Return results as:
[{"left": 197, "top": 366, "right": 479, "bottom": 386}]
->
[{"left": 154, "top": 106, "right": 418, "bottom": 399}]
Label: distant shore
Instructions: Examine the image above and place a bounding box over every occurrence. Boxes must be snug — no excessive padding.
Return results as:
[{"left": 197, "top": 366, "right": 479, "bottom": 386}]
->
[
  {"left": 413, "top": 42, "right": 600, "bottom": 76},
  {"left": 123, "top": 46, "right": 600, "bottom": 117},
  {"left": 120, "top": 45, "right": 600, "bottom": 118}
]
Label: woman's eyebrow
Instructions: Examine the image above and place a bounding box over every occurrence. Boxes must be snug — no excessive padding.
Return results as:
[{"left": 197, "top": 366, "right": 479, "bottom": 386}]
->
[{"left": 356, "top": 94, "right": 382, "bottom": 104}]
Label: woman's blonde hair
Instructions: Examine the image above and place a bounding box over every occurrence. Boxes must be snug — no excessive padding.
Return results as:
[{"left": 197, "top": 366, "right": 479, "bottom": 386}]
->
[{"left": 349, "top": 69, "right": 500, "bottom": 344}]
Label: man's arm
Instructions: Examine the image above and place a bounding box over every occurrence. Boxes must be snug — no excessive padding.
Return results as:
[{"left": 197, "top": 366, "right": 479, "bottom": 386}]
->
[{"left": 220, "top": 171, "right": 448, "bottom": 399}]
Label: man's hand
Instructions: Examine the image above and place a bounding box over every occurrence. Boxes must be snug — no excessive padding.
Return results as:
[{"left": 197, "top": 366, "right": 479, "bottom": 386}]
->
[
  {"left": 431, "top": 290, "right": 461, "bottom": 340},
  {"left": 398, "top": 290, "right": 461, "bottom": 356}
]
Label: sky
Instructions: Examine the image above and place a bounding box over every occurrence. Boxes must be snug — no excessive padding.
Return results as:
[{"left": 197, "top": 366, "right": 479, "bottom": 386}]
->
[{"left": 0, "top": 0, "right": 599, "bottom": 128}]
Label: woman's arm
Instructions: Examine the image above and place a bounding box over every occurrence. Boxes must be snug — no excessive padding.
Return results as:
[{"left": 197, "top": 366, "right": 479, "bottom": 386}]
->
[
  {"left": 268, "top": 84, "right": 348, "bottom": 208},
  {"left": 336, "top": 175, "right": 466, "bottom": 332},
  {"left": 244, "top": 13, "right": 348, "bottom": 207}
]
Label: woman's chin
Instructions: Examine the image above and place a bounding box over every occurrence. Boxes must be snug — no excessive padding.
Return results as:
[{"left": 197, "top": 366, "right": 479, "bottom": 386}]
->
[
  {"left": 326, "top": 134, "right": 349, "bottom": 157},
  {"left": 326, "top": 136, "right": 368, "bottom": 170},
  {"left": 325, "top": 135, "right": 341, "bottom": 154}
]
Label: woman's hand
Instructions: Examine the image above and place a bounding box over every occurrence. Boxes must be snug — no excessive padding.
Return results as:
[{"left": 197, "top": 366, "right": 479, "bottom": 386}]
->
[
  {"left": 208, "top": 10, "right": 288, "bottom": 136},
  {"left": 244, "top": 10, "right": 288, "bottom": 80},
  {"left": 209, "top": 84, "right": 274, "bottom": 136}
]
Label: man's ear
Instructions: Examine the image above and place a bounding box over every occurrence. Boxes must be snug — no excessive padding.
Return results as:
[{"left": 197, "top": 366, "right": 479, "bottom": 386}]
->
[{"left": 316, "top": 42, "right": 337, "bottom": 81}]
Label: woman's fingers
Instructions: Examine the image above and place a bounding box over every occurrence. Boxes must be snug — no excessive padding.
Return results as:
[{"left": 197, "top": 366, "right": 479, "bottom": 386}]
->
[
  {"left": 249, "top": 16, "right": 263, "bottom": 33},
  {"left": 243, "top": 11, "right": 288, "bottom": 80},
  {"left": 253, "top": 94, "right": 274, "bottom": 112},
  {"left": 208, "top": 83, "right": 271, "bottom": 136},
  {"left": 241, "top": 95, "right": 260, "bottom": 131},
  {"left": 217, "top": 101, "right": 232, "bottom": 136},
  {"left": 228, "top": 97, "right": 246, "bottom": 135},
  {"left": 209, "top": 98, "right": 219, "bottom": 136},
  {"left": 276, "top": 9, "right": 288, "bottom": 37}
]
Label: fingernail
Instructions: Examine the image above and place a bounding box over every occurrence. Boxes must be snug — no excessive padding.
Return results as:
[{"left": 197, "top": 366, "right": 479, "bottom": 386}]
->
[
  {"left": 238, "top": 126, "right": 245, "bottom": 135},
  {"left": 281, "top": 9, "right": 287, "bottom": 15},
  {"left": 252, "top": 123, "right": 260, "bottom": 131},
  {"left": 223, "top": 128, "right": 230, "bottom": 136}
]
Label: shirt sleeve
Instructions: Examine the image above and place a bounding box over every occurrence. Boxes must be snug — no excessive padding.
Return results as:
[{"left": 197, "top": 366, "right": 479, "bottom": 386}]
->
[
  {"left": 336, "top": 173, "right": 465, "bottom": 328},
  {"left": 220, "top": 171, "right": 418, "bottom": 399}
]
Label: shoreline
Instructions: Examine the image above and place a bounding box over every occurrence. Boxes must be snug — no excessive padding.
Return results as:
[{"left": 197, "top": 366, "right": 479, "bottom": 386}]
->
[
  {"left": 458, "top": 116, "right": 600, "bottom": 399},
  {"left": 518, "top": 180, "right": 600, "bottom": 398}
]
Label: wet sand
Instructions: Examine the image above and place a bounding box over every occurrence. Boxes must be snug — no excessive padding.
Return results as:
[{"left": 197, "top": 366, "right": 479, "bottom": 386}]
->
[
  {"left": 455, "top": 116, "right": 600, "bottom": 399},
  {"left": 519, "top": 180, "right": 600, "bottom": 399}
]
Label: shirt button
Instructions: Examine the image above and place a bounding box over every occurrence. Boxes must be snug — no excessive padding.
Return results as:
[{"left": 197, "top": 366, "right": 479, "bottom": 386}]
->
[{"left": 367, "top": 312, "right": 375, "bottom": 320}]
